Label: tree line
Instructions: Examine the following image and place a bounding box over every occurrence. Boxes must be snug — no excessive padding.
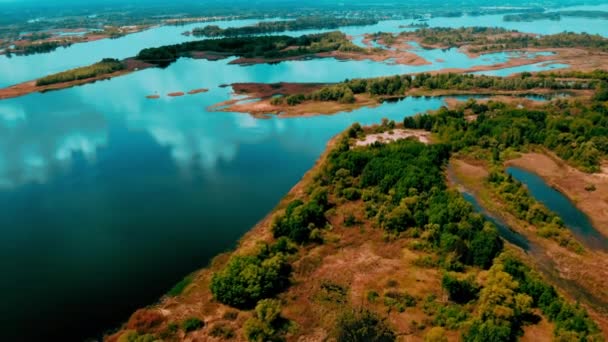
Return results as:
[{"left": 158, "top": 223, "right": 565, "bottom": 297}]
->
[
  {"left": 136, "top": 31, "right": 362, "bottom": 67},
  {"left": 192, "top": 17, "right": 377, "bottom": 37},
  {"left": 36, "top": 58, "right": 125, "bottom": 86}
]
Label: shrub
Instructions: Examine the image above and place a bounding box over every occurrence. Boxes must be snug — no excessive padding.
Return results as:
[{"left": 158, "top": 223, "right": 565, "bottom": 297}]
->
[
  {"left": 210, "top": 251, "right": 291, "bottom": 308},
  {"left": 425, "top": 327, "right": 448, "bottom": 342},
  {"left": 383, "top": 291, "right": 417, "bottom": 312},
  {"left": 210, "top": 323, "right": 236, "bottom": 339},
  {"left": 272, "top": 187, "right": 330, "bottom": 243},
  {"left": 441, "top": 273, "right": 480, "bottom": 304},
  {"left": 223, "top": 311, "right": 239, "bottom": 321},
  {"left": 117, "top": 330, "right": 157, "bottom": 342},
  {"left": 181, "top": 317, "right": 204, "bottom": 332},
  {"left": 244, "top": 299, "right": 289, "bottom": 342},
  {"left": 335, "top": 309, "right": 396, "bottom": 342}
]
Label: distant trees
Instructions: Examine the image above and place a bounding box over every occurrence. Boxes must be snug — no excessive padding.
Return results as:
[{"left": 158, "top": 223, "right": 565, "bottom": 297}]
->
[
  {"left": 136, "top": 31, "right": 362, "bottom": 67},
  {"left": 403, "top": 99, "right": 608, "bottom": 172},
  {"left": 192, "top": 17, "right": 377, "bottom": 37},
  {"left": 36, "top": 58, "right": 124, "bottom": 86}
]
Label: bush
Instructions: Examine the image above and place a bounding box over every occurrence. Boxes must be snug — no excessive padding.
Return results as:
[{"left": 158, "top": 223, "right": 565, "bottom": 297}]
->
[
  {"left": 425, "top": 327, "right": 448, "bottom": 342},
  {"left": 117, "top": 330, "right": 157, "bottom": 342},
  {"left": 244, "top": 299, "right": 289, "bottom": 342},
  {"left": 210, "top": 251, "right": 291, "bottom": 308},
  {"left": 210, "top": 323, "right": 236, "bottom": 339},
  {"left": 181, "top": 317, "right": 204, "bottom": 332},
  {"left": 335, "top": 309, "right": 396, "bottom": 342},
  {"left": 441, "top": 273, "right": 480, "bottom": 304},
  {"left": 272, "top": 187, "right": 330, "bottom": 243}
]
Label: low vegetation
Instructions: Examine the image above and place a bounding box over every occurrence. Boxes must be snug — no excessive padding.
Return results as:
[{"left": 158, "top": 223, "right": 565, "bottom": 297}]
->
[
  {"left": 136, "top": 31, "right": 363, "bottom": 66},
  {"left": 504, "top": 10, "right": 608, "bottom": 22},
  {"left": 192, "top": 17, "right": 377, "bottom": 37},
  {"left": 36, "top": 58, "right": 125, "bottom": 86},
  {"left": 273, "top": 72, "right": 596, "bottom": 107}
]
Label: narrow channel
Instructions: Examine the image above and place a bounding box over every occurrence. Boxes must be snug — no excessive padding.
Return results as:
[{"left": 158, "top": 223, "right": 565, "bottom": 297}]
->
[{"left": 507, "top": 166, "right": 608, "bottom": 252}]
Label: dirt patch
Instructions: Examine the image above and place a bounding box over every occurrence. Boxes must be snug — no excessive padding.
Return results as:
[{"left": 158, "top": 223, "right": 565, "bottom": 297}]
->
[
  {"left": 355, "top": 129, "right": 431, "bottom": 146},
  {"left": 187, "top": 88, "right": 209, "bottom": 95},
  {"left": 167, "top": 92, "right": 185, "bottom": 97}
]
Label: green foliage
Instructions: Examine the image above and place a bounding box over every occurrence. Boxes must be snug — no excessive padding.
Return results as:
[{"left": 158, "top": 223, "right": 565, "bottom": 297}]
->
[
  {"left": 272, "top": 187, "right": 330, "bottom": 243},
  {"left": 462, "top": 263, "right": 532, "bottom": 342},
  {"left": 210, "top": 242, "right": 292, "bottom": 308},
  {"left": 137, "top": 31, "right": 360, "bottom": 66},
  {"left": 315, "top": 281, "right": 348, "bottom": 305},
  {"left": 166, "top": 274, "right": 193, "bottom": 297},
  {"left": 193, "top": 17, "right": 377, "bottom": 37},
  {"left": 423, "top": 295, "right": 470, "bottom": 329},
  {"left": 36, "top": 58, "right": 124, "bottom": 86},
  {"left": 425, "top": 327, "right": 448, "bottom": 342},
  {"left": 441, "top": 273, "right": 480, "bottom": 304},
  {"left": 594, "top": 81, "right": 608, "bottom": 101},
  {"left": 181, "top": 317, "right": 204, "bottom": 332},
  {"left": 487, "top": 169, "right": 583, "bottom": 251},
  {"left": 498, "top": 253, "right": 602, "bottom": 340},
  {"left": 335, "top": 309, "right": 396, "bottom": 342},
  {"left": 210, "top": 323, "right": 236, "bottom": 339},
  {"left": 118, "top": 330, "right": 158, "bottom": 342},
  {"left": 13, "top": 41, "right": 68, "bottom": 56},
  {"left": 383, "top": 290, "right": 417, "bottom": 312},
  {"left": 404, "top": 100, "right": 608, "bottom": 172},
  {"left": 244, "top": 299, "right": 289, "bottom": 342},
  {"left": 322, "top": 138, "right": 502, "bottom": 268}
]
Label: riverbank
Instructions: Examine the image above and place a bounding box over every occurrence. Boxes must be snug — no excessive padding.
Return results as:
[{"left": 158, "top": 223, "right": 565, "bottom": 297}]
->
[
  {"left": 449, "top": 157, "right": 608, "bottom": 332},
  {"left": 505, "top": 151, "right": 608, "bottom": 239},
  {"left": 212, "top": 79, "right": 590, "bottom": 118}
]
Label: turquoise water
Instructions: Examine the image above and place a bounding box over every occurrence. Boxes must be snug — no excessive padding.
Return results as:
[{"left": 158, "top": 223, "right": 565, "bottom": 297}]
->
[
  {"left": 0, "top": 9, "right": 605, "bottom": 341},
  {"left": 460, "top": 192, "right": 530, "bottom": 250},
  {"left": 2, "top": 3, "right": 606, "bottom": 87},
  {"left": 507, "top": 167, "right": 608, "bottom": 252},
  {"left": 0, "top": 55, "right": 465, "bottom": 341}
]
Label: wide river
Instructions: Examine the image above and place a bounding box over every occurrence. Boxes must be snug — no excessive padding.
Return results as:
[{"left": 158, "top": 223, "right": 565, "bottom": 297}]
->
[{"left": 0, "top": 6, "right": 606, "bottom": 341}]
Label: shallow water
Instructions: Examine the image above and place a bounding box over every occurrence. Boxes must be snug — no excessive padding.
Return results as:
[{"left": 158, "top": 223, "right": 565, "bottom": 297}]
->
[
  {"left": 507, "top": 166, "right": 608, "bottom": 252},
  {"left": 2, "top": 3, "right": 606, "bottom": 86}
]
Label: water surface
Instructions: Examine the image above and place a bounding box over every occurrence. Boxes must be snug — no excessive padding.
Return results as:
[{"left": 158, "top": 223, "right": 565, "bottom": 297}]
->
[{"left": 507, "top": 166, "right": 608, "bottom": 251}]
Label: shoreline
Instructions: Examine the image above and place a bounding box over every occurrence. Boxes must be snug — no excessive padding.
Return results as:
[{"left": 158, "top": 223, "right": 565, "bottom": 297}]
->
[{"left": 505, "top": 151, "right": 608, "bottom": 239}]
